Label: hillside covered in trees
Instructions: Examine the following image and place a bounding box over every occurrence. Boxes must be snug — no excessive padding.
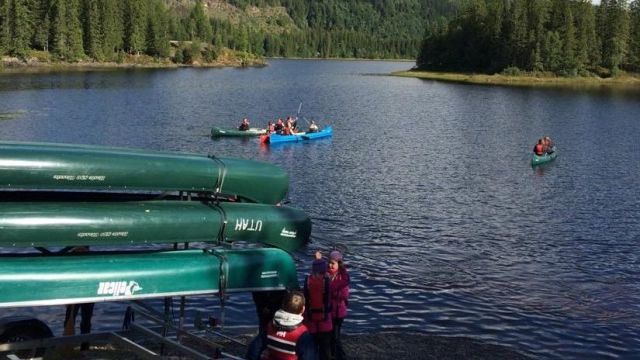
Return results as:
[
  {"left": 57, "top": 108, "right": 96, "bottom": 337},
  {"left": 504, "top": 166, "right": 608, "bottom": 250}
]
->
[
  {"left": 417, "top": 0, "right": 640, "bottom": 76},
  {"left": 0, "top": 0, "right": 460, "bottom": 65}
]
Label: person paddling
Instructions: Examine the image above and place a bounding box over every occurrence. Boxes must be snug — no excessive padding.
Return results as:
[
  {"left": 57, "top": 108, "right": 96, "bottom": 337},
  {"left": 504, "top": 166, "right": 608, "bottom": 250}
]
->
[
  {"left": 308, "top": 121, "right": 319, "bottom": 133},
  {"left": 239, "top": 118, "right": 250, "bottom": 131},
  {"left": 533, "top": 138, "right": 545, "bottom": 156},
  {"left": 543, "top": 136, "right": 554, "bottom": 154}
]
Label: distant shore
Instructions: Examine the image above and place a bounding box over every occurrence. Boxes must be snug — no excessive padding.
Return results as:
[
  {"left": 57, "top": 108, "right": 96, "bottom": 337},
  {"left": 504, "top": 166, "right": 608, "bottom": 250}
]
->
[
  {"left": 0, "top": 53, "right": 266, "bottom": 74},
  {"left": 393, "top": 70, "right": 640, "bottom": 90}
]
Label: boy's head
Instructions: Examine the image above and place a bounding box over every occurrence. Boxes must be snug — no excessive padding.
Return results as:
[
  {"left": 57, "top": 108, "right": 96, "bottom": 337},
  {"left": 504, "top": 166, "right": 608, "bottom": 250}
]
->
[{"left": 282, "top": 291, "right": 305, "bottom": 315}]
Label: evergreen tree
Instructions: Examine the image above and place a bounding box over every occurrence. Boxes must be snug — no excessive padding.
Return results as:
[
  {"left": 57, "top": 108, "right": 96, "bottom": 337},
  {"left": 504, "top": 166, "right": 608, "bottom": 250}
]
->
[
  {"left": 7, "top": 0, "right": 33, "bottom": 58},
  {"left": 188, "top": 0, "right": 212, "bottom": 41},
  {"left": 562, "top": 5, "right": 577, "bottom": 74},
  {"left": 32, "top": 0, "right": 51, "bottom": 52},
  {"left": 99, "top": 0, "right": 123, "bottom": 58},
  {"left": 123, "top": 0, "right": 147, "bottom": 54},
  {"left": 600, "top": 0, "right": 630, "bottom": 73},
  {"left": 574, "top": 0, "right": 599, "bottom": 72},
  {"left": 146, "top": 0, "right": 170, "bottom": 57},
  {"left": 628, "top": 0, "right": 640, "bottom": 70},
  {"left": 82, "top": 0, "right": 103, "bottom": 60}
]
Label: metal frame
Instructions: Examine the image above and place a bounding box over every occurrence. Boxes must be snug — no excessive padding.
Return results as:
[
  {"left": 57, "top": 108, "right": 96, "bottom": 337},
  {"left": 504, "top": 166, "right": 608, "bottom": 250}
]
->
[{"left": 0, "top": 297, "right": 248, "bottom": 360}]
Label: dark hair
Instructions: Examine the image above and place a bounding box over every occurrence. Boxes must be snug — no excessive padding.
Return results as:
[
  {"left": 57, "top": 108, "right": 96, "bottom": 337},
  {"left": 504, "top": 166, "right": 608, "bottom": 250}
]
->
[{"left": 282, "top": 290, "right": 305, "bottom": 314}]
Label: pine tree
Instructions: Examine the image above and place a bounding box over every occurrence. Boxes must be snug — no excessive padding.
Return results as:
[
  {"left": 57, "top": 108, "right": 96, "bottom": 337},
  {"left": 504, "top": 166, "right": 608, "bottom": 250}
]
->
[
  {"left": 189, "top": 0, "right": 212, "bottom": 42},
  {"left": 32, "top": 0, "right": 51, "bottom": 52},
  {"left": 123, "top": 0, "right": 147, "bottom": 54},
  {"left": 8, "top": 0, "right": 33, "bottom": 58},
  {"left": 600, "top": 0, "right": 630, "bottom": 73},
  {"left": 100, "top": 0, "right": 124, "bottom": 58},
  {"left": 82, "top": 0, "right": 103, "bottom": 60},
  {"left": 65, "top": 0, "right": 84, "bottom": 60},
  {"left": 146, "top": 0, "right": 170, "bottom": 57},
  {"left": 628, "top": 0, "right": 640, "bottom": 70},
  {"left": 562, "top": 5, "right": 577, "bottom": 74}
]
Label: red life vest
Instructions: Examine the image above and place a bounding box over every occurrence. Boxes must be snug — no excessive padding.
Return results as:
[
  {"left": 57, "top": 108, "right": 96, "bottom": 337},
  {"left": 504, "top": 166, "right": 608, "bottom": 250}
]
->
[
  {"left": 262, "top": 322, "right": 308, "bottom": 360},
  {"left": 305, "top": 275, "right": 330, "bottom": 322},
  {"left": 534, "top": 143, "right": 544, "bottom": 155}
]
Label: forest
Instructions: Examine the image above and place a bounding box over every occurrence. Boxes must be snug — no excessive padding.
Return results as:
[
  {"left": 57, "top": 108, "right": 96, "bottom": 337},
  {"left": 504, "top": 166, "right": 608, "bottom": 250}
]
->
[
  {"left": 0, "top": 0, "right": 456, "bottom": 63},
  {"left": 417, "top": 0, "right": 640, "bottom": 76}
]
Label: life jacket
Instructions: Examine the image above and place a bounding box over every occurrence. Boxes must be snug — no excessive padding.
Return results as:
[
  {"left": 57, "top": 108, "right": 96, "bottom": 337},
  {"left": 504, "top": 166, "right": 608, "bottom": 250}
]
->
[
  {"left": 304, "top": 275, "right": 330, "bottom": 322},
  {"left": 534, "top": 143, "right": 544, "bottom": 155},
  {"left": 262, "top": 322, "right": 308, "bottom": 360}
]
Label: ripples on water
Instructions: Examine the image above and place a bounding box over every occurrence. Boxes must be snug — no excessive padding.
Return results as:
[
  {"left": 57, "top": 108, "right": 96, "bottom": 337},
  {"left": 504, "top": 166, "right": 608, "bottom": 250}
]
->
[{"left": 0, "top": 60, "right": 639, "bottom": 359}]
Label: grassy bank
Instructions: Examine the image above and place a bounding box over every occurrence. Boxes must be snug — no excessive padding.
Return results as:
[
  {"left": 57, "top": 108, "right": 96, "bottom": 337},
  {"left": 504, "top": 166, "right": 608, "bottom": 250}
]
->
[
  {"left": 393, "top": 70, "right": 640, "bottom": 90},
  {"left": 0, "top": 48, "right": 265, "bottom": 74}
]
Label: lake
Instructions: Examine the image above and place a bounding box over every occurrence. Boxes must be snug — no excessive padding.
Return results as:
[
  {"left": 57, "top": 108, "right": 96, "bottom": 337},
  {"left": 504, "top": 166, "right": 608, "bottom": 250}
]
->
[{"left": 1, "top": 59, "right": 639, "bottom": 359}]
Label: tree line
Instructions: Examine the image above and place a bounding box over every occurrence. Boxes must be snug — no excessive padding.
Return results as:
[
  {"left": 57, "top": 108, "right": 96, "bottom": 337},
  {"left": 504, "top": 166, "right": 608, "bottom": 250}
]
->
[
  {"left": 0, "top": 0, "right": 457, "bottom": 62},
  {"left": 0, "top": 0, "right": 224, "bottom": 62},
  {"left": 417, "top": 0, "right": 640, "bottom": 76}
]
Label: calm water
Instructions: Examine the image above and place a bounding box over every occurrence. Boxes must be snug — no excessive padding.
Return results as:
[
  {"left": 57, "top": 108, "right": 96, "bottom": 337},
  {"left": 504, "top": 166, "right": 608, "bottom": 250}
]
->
[{"left": 1, "top": 60, "right": 639, "bottom": 359}]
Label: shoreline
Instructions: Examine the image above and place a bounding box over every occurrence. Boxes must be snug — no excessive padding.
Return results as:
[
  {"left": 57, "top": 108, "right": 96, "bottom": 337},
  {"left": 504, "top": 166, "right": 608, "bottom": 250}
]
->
[
  {"left": 0, "top": 56, "right": 267, "bottom": 74},
  {"left": 392, "top": 70, "right": 640, "bottom": 90}
]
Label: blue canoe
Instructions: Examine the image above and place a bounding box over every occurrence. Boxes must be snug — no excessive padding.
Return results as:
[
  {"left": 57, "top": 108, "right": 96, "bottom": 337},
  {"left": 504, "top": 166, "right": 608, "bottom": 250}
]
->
[
  {"left": 263, "top": 126, "right": 333, "bottom": 144},
  {"left": 531, "top": 147, "right": 558, "bottom": 166}
]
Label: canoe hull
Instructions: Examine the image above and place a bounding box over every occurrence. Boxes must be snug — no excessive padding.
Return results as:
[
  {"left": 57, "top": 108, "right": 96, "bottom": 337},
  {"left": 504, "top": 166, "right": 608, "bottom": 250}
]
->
[
  {"left": 211, "top": 127, "right": 267, "bottom": 137},
  {"left": 267, "top": 126, "right": 333, "bottom": 144},
  {"left": 0, "top": 141, "right": 287, "bottom": 204},
  {"left": 0, "top": 248, "right": 298, "bottom": 308},
  {"left": 0, "top": 201, "right": 311, "bottom": 252},
  {"left": 531, "top": 149, "right": 558, "bottom": 166}
]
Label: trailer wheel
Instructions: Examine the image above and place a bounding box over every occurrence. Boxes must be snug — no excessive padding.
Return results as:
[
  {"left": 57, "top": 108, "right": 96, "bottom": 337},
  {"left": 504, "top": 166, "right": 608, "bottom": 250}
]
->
[{"left": 0, "top": 319, "right": 52, "bottom": 359}]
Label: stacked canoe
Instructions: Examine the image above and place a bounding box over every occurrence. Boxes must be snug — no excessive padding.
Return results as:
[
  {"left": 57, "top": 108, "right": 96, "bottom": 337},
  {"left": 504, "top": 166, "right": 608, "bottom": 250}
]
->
[{"left": 0, "top": 141, "right": 310, "bottom": 308}]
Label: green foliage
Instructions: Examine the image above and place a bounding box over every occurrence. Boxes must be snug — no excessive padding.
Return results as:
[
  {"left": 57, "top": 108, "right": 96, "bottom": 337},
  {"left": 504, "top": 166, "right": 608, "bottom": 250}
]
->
[
  {"left": 418, "top": 0, "right": 640, "bottom": 76},
  {"left": 629, "top": 0, "right": 640, "bottom": 71},
  {"left": 173, "top": 46, "right": 184, "bottom": 63},
  {"left": 0, "top": 0, "right": 456, "bottom": 63}
]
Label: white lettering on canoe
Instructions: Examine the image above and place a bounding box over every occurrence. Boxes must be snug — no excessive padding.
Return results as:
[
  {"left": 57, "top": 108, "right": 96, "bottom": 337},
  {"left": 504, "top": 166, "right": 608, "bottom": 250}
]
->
[
  {"left": 234, "top": 218, "right": 263, "bottom": 232},
  {"left": 53, "top": 175, "right": 106, "bottom": 181},
  {"left": 77, "top": 231, "right": 128, "bottom": 238},
  {"left": 280, "top": 228, "right": 297, "bottom": 238},
  {"left": 97, "top": 281, "right": 142, "bottom": 297},
  {"left": 261, "top": 271, "right": 278, "bottom": 279}
]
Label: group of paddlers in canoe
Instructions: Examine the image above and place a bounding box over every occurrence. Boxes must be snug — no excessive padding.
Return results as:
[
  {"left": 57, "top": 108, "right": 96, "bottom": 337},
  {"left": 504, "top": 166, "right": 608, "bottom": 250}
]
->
[{"left": 239, "top": 116, "right": 319, "bottom": 135}]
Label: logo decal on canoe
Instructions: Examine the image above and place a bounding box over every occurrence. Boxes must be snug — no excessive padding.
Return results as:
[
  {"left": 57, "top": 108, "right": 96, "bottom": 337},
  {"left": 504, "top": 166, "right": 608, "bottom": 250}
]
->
[
  {"left": 280, "top": 228, "right": 297, "bottom": 238},
  {"left": 97, "top": 281, "right": 142, "bottom": 297},
  {"left": 235, "top": 218, "right": 263, "bottom": 232}
]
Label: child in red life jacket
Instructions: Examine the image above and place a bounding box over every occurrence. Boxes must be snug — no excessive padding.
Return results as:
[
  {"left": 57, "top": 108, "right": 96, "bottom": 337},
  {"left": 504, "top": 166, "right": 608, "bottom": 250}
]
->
[
  {"left": 327, "top": 250, "right": 349, "bottom": 360},
  {"left": 303, "top": 253, "right": 333, "bottom": 360},
  {"left": 246, "top": 291, "right": 318, "bottom": 360}
]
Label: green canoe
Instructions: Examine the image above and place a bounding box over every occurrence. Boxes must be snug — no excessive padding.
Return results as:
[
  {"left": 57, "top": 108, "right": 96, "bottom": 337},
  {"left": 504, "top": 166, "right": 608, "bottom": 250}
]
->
[
  {"left": 0, "top": 200, "right": 311, "bottom": 252},
  {"left": 211, "top": 127, "right": 267, "bottom": 137},
  {"left": 531, "top": 148, "right": 558, "bottom": 166},
  {"left": 0, "top": 248, "right": 298, "bottom": 308},
  {"left": 0, "top": 141, "right": 287, "bottom": 204}
]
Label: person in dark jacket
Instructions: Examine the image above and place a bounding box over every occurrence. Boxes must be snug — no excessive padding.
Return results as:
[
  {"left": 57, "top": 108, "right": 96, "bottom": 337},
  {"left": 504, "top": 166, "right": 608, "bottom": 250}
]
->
[
  {"left": 246, "top": 291, "right": 319, "bottom": 360},
  {"left": 239, "top": 118, "right": 251, "bottom": 131}
]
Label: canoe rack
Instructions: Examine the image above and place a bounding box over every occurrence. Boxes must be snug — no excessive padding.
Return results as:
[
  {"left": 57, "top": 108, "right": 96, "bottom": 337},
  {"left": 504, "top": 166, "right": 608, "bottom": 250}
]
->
[{"left": 0, "top": 298, "right": 250, "bottom": 359}]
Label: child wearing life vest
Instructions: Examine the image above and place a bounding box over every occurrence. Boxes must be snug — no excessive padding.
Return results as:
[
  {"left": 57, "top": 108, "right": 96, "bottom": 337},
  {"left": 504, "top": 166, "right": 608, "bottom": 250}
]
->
[
  {"left": 327, "top": 250, "right": 350, "bottom": 360},
  {"left": 246, "top": 291, "right": 318, "bottom": 360},
  {"left": 303, "top": 252, "right": 333, "bottom": 360}
]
